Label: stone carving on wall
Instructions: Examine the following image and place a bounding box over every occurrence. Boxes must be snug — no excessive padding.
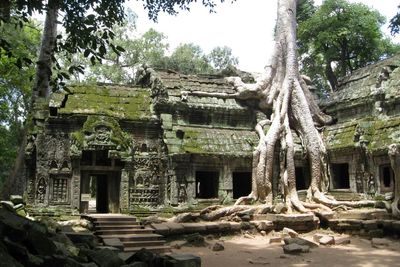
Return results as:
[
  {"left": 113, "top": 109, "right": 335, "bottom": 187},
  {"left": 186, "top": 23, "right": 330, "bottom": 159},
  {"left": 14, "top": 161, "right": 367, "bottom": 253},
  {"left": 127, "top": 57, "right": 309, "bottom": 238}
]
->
[
  {"left": 50, "top": 177, "right": 69, "bottom": 204},
  {"left": 178, "top": 183, "right": 187, "bottom": 203},
  {"left": 36, "top": 177, "right": 46, "bottom": 203},
  {"left": 85, "top": 125, "right": 112, "bottom": 148},
  {"left": 70, "top": 115, "right": 132, "bottom": 160}
]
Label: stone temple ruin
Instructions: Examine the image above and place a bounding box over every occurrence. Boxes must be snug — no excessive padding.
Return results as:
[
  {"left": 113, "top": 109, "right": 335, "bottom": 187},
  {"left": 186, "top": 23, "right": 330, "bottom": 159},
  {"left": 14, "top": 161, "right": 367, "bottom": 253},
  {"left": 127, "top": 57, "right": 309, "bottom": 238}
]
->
[{"left": 20, "top": 55, "right": 400, "bottom": 214}]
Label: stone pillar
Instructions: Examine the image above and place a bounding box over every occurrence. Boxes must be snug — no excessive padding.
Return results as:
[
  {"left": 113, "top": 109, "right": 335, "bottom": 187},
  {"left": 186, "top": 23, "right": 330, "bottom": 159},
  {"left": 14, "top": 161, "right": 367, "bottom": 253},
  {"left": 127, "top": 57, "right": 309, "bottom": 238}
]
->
[
  {"left": 71, "top": 158, "right": 81, "bottom": 210},
  {"left": 220, "top": 159, "right": 233, "bottom": 202},
  {"left": 119, "top": 168, "right": 130, "bottom": 213}
]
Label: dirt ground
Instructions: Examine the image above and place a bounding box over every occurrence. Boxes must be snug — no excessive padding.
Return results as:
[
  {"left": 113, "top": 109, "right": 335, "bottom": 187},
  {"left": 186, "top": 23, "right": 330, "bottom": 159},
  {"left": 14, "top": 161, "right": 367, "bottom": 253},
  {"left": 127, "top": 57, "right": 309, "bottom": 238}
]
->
[{"left": 169, "top": 231, "right": 400, "bottom": 267}]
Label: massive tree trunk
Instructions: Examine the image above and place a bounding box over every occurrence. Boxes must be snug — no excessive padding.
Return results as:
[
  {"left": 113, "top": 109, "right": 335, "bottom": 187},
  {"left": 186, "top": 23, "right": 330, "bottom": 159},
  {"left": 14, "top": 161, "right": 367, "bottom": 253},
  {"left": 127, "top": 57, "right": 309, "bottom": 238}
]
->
[
  {"left": 2, "top": 1, "right": 59, "bottom": 198},
  {"left": 32, "top": 0, "right": 59, "bottom": 103},
  {"left": 388, "top": 144, "right": 400, "bottom": 217},
  {"left": 184, "top": 0, "right": 374, "bottom": 213}
]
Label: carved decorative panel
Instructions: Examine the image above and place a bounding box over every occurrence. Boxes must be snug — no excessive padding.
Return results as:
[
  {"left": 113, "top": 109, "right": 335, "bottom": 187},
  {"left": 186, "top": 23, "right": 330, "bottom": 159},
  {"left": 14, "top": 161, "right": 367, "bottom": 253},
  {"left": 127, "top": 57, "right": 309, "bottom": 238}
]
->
[
  {"left": 130, "top": 186, "right": 159, "bottom": 206},
  {"left": 50, "top": 177, "right": 70, "bottom": 204}
]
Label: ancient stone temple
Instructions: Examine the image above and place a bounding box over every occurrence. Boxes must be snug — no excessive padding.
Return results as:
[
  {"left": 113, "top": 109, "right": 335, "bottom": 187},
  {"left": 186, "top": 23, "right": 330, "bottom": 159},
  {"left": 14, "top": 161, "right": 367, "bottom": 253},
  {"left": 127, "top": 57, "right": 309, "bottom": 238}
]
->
[{"left": 22, "top": 55, "right": 400, "bottom": 214}]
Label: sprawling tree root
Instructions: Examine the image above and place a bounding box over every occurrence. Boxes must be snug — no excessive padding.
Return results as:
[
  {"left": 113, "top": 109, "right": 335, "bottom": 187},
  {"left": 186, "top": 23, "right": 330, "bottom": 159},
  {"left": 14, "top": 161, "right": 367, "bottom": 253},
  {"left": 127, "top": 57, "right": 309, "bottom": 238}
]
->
[{"left": 182, "top": 0, "right": 376, "bottom": 214}]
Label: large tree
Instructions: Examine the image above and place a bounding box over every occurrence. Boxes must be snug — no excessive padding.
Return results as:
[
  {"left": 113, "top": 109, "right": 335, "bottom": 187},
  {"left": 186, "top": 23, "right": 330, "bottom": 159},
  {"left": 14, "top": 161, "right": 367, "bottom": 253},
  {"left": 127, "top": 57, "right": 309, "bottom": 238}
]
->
[
  {"left": 2, "top": 0, "right": 228, "bottom": 197},
  {"left": 298, "top": 0, "right": 399, "bottom": 92},
  {"left": 184, "top": 0, "right": 374, "bottom": 215},
  {"left": 0, "top": 19, "right": 41, "bottom": 190}
]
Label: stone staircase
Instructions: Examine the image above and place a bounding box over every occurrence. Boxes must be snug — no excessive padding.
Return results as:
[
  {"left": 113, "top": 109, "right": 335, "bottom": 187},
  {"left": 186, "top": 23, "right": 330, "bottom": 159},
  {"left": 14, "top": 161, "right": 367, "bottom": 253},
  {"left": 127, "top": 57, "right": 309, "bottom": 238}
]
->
[{"left": 83, "top": 214, "right": 170, "bottom": 253}]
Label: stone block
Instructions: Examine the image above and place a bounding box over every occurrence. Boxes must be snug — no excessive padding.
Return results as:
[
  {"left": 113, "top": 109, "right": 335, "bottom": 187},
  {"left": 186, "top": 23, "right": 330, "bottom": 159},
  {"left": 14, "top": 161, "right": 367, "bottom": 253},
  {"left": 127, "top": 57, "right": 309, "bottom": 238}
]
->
[
  {"left": 65, "top": 232, "right": 98, "bottom": 248},
  {"left": 85, "top": 248, "right": 125, "bottom": 267},
  {"left": 163, "top": 253, "right": 201, "bottom": 267},
  {"left": 334, "top": 235, "right": 351, "bottom": 245},
  {"left": 103, "top": 238, "right": 124, "bottom": 250},
  {"left": 363, "top": 220, "right": 378, "bottom": 230},
  {"left": 165, "top": 222, "right": 185, "bottom": 235},
  {"left": 218, "top": 222, "right": 231, "bottom": 232},
  {"left": 313, "top": 233, "right": 324, "bottom": 242},
  {"left": 124, "top": 248, "right": 156, "bottom": 265},
  {"left": 203, "top": 222, "right": 220, "bottom": 233},
  {"left": 283, "top": 243, "right": 310, "bottom": 254},
  {"left": 151, "top": 223, "right": 170, "bottom": 236},
  {"left": 182, "top": 223, "right": 207, "bottom": 234},
  {"left": 283, "top": 237, "right": 319, "bottom": 248},
  {"left": 371, "top": 238, "right": 391, "bottom": 247},
  {"left": 252, "top": 214, "right": 268, "bottom": 221},
  {"left": 211, "top": 242, "right": 224, "bottom": 251},
  {"left": 319, "top": 236, "right": 334, "bottom": 245},
  {"left": 26, "top": 228, "right": 57, "bottom": 256},
  {"left": 251, "top": 220, "right": 274, "bottom": 232},
  {"left": 229, "top": 222, "right": 242, "bottom": 231},
  {"left": 268, "top": 237, "right": 282, "bottom": 244},
  {"left": 282, "top": 227, "right": 298, "bottom": 238}
]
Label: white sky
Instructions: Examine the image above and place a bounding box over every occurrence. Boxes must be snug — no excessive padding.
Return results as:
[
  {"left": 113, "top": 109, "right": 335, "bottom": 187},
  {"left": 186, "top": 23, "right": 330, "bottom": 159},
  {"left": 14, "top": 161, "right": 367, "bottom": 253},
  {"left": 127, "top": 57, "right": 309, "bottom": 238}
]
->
[{"left": 126, "top": 0, "right": 400, "bottom": 72}]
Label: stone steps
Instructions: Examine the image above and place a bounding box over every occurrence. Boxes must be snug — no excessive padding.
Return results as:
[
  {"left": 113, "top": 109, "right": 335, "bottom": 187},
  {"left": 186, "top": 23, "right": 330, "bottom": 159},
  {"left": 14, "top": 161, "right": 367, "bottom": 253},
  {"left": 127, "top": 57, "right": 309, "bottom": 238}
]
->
[
  {"left": 83, "top": 214, "right": 170, "bottom": 253},
  {"left": 93, "top": 221, "right": 141, "bottom": 226},
  {"left": 95, "top": 228, "right": 155, "bottom": 235},
  {"left": 95, "top": 224, "right": 143, "bottom": 230},
  {"left": 100, "top": 233, "right": 164, "bottom": 242}
]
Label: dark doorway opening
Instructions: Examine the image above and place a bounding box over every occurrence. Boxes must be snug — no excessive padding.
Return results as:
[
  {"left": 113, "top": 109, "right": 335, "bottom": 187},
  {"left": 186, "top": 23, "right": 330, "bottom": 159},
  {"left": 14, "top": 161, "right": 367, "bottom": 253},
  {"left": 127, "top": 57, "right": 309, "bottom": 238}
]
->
[
  {"left": 331, "top": 163, "right": 350, "bottom": 189},
  {"left": 80, "top": 171, "right": 121, "bottom": 213},
  {"left": 195, "top": 171, "right": 219, "bottom": 198},
  {"left": 96, "top": 174, "right": 108, "bottom": 213},
  {"left": 232, "top": 172, "right": 252, "bottom": 199},
  {"left": 380, "top": 165, "right": 394, "bottom": 192},
  {"left": 295, "top": 167, "right": 308, "bottom": 190}
]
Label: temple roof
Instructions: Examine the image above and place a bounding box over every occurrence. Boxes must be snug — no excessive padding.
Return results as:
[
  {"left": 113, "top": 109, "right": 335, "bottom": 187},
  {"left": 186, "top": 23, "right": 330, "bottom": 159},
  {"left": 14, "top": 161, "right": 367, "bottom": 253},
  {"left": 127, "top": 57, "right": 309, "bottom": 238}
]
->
[
  {"left": 156, "top": 71, "right": 248, "bottom": 111},
  {"left": 324, "top": 54, "right": 400, "bottom": 106},
  {"left": 163, "top": 125, "right": 258, "bottom": 156},
  {"left": 324, "top": 116, "right": 400, "bottom": 154},
  {"left": 50, "top": 84, "right": 154, "bottom": 121}
]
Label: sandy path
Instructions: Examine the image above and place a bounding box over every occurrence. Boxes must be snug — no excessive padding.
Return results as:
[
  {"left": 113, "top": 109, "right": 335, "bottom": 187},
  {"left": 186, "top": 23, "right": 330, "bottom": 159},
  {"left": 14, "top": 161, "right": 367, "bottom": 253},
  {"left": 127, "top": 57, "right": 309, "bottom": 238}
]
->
[{"left": 170, "top": 233, "right": 400, "bottom": 267}]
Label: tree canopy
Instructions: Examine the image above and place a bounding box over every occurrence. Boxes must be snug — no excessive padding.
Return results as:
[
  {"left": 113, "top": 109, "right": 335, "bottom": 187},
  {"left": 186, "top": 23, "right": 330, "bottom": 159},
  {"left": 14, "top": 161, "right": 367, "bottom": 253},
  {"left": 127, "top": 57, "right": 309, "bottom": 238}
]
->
[
  {"left": 0, "top": 19, "right": 41, "bottom": 188},
  {"left": 298, "top": 0, "right": 399, "bottom": 92}
]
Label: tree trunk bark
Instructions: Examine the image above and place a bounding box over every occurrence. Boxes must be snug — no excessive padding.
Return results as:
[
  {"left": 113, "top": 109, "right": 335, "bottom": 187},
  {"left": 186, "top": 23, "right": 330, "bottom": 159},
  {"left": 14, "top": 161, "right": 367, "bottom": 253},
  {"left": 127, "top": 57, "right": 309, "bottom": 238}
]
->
[
  {"left": 182, "top": 0, "right": 375, "bottom": 214},
  {"left": 2, "top": 1, "right": 59, "bottom": 198},
  {"left": 32, "top": 0, "right": 58, "bottom": 103}
]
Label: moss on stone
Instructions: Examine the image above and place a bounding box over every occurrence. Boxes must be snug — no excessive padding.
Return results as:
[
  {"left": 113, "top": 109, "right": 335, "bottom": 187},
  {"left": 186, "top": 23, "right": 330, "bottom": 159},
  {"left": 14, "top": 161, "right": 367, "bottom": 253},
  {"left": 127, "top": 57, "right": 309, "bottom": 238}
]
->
[
  {"left": 324, "top": 116, "right": 400, "bottom": 152},
  {"left": 71, "top": 115, "right": 131, "bottom": 151},
  {"left": 59, "top": 85, "right": 153, "bottom": 120}
]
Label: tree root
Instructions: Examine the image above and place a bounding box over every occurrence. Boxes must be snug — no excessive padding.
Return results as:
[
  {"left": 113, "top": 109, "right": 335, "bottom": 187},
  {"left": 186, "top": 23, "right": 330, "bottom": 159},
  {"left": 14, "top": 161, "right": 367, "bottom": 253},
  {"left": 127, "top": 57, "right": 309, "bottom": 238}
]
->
[{"left": 312, "top": 190, "right": 375, "bottom": 208}]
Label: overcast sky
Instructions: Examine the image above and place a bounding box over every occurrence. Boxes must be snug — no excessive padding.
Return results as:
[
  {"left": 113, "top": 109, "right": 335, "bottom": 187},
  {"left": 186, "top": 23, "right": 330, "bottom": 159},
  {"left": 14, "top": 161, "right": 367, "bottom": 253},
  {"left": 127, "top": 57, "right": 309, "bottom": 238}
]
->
[{"left": 126, "top": 0, "right": 400, "bottom": 72}]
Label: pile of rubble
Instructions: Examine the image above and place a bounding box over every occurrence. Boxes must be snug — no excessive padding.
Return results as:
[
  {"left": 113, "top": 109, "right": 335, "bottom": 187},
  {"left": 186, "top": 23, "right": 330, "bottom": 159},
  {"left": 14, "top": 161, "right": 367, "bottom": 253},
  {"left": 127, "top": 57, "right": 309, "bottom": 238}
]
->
[{"left": 0, "top": 205, "right": 200, "bottom": 267}]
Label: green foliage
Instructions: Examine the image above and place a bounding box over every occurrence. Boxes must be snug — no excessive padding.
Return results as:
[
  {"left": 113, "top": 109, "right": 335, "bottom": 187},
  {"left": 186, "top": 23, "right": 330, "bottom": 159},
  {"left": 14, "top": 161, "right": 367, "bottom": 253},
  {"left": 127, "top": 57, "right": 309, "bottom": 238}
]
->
[
  {"left": 0, "top": 19, "right": 40, "bottom": 189},
  {"left": 165, "top": 43, "right": 213, "bottom": 74},
  {"left": 0, "top": 20, "right": 40, "bottom": 124},
  {"left": 0, "top": 0, "right": 228, "bottom": 89},
  {"left": 298, "top": 0, "right": 400, "bottom": 92},
  {"left": 207, "top": 46, "right": 239, "bottom": 70},
  {"left": 0, "top": 125, "right": 20, "bottom": 190},
  {"left": 296, "top": 0, "right": 316, "bottom": 24},
  {"left": 390, "top": 6, "right": 400, "bottom": 35}
]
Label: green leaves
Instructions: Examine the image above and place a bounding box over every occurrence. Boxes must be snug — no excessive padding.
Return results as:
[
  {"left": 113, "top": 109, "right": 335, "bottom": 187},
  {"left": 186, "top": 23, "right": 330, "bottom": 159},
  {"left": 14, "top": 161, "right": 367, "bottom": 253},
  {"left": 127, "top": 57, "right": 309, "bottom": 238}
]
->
[{"left": 298, "top": 0, "right": 399, "bottom": 91}]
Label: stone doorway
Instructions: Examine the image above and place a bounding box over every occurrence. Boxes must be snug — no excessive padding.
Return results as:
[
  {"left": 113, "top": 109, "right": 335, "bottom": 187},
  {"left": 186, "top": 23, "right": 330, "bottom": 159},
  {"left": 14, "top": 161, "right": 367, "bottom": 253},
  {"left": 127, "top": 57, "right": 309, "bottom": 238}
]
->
[
  {"left": 195, "top": 171, "right": 219, "bottom": 199},
  {"left": 232, "top": 172, "right": 252, "bottom": 199},
  {"left": 331, "top": 163, "right": 350, "bottom": 189},
  {"left": 80, "top": 171, "right": 121, "bottom": 213}
]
